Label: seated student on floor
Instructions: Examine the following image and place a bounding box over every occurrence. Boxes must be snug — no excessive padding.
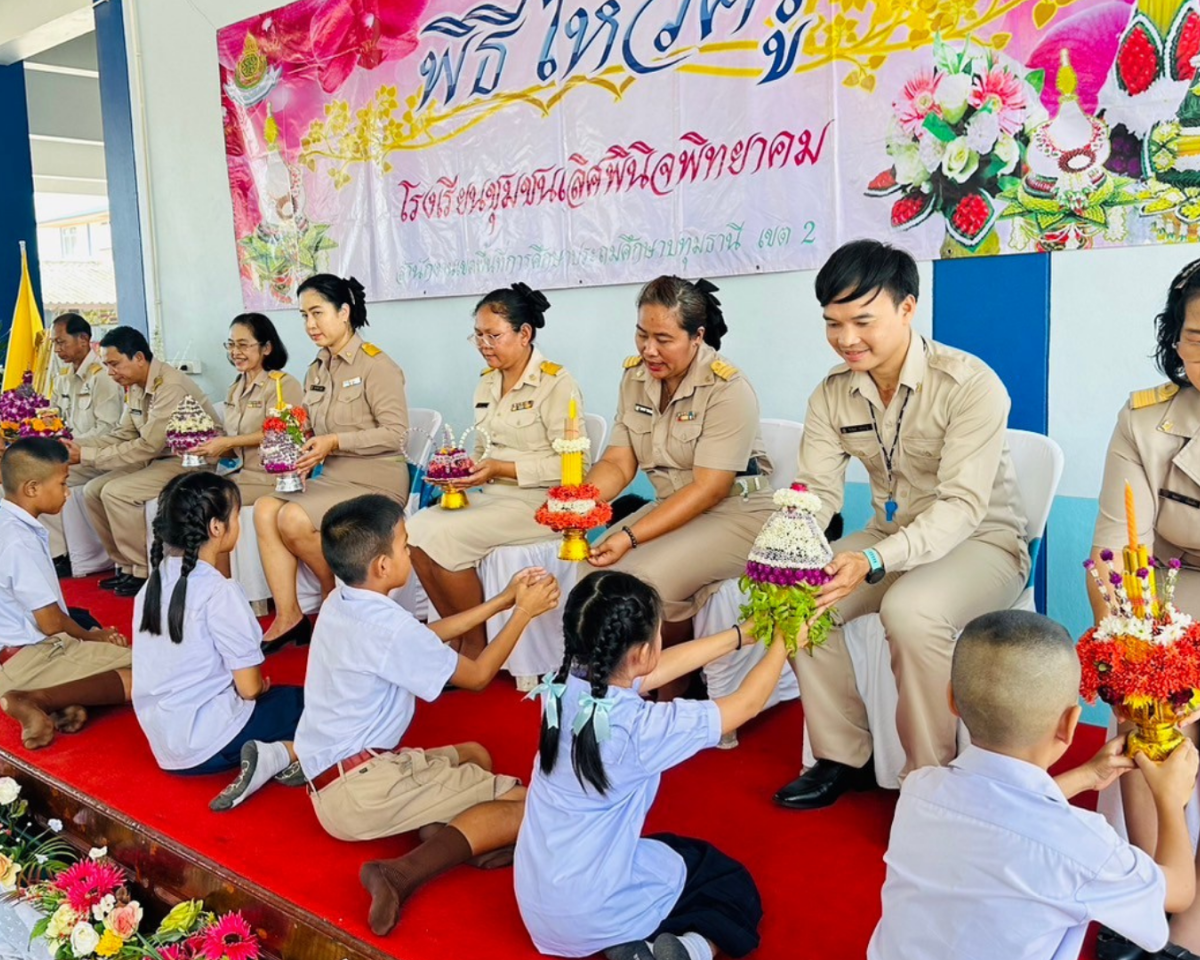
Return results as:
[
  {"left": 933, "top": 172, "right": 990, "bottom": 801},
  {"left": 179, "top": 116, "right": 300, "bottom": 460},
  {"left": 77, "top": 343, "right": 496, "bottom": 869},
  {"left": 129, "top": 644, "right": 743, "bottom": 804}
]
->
[
  {"left": 515, "top": 570, "right": 789, "bottom": 960},
  {"left": 869, "top": 609, "right": 1196, "bottom": 960},
  {"left": 133, "top": 473, "right": 303, "bottom": 811},
  {"left": 293, "top": 494, "right": 560, "bottom": 936},
  {"left": 0, "top": 438, "right": 132, "bottom": 749}
]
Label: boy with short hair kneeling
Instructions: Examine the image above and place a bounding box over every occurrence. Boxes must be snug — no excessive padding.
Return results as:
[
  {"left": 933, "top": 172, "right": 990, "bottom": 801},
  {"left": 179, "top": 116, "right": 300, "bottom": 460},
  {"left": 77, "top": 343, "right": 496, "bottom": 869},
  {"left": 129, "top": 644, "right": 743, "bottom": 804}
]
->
[
  {"left": 0, "top": 439, "right": 132, "bottom": 748},
  {"left": 870, "top": 609, "right": 1196, "bottom": 960},
  {"left": 293, "top": 494, "right": 560, "bottom": 936}
]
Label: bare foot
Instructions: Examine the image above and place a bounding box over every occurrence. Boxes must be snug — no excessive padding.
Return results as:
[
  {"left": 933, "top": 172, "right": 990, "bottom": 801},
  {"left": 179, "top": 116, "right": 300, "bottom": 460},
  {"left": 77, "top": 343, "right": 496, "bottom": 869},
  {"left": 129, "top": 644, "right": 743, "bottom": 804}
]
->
[
  {"left": 52, "top": 706, "right": 87, "bottom": 734},
  {"left": 360, "top": 861, "right": 402, "bottom": 936},
  {"left": 261, "top": 613, "right": 302, "bottom": 645},
  {"left": 1, "top": 693, "right": 56, "bottom": 749}
]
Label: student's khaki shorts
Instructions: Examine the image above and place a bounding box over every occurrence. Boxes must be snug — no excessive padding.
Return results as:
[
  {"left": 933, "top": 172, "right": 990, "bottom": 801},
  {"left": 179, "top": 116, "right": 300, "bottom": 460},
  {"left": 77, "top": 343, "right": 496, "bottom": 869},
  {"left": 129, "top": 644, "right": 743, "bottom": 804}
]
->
[
  {"left": 0, "top": 635, "right": 131, "bottom": 697},
  {"left": 308, "top": 746, "right": 520, "bottom": 842}
]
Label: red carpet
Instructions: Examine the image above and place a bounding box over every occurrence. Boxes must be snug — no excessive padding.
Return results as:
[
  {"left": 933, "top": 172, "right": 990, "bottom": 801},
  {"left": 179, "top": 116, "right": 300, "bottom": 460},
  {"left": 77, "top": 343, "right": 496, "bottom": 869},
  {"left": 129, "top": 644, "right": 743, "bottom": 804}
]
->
[{"left": 11, "top": 575, "right": 1107, "bottom": 959}]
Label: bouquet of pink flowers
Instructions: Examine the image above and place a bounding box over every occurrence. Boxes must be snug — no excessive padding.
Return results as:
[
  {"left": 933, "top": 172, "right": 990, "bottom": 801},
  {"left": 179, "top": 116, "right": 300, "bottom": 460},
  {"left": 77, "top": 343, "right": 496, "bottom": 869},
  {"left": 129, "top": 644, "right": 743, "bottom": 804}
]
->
[{"left": 866, "top": 38, "right": 1047, "bottom": 250}]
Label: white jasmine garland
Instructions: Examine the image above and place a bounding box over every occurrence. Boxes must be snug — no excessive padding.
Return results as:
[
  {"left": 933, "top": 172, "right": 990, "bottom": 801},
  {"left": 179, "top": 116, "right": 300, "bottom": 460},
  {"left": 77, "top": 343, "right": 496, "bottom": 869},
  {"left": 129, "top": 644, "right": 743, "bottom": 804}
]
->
[
  {"left": 546, "top": 498, "right": 596, "bottom": 515},
  {"left": 551, "top": 437, "right": 591, "bottom": 455},
  {"left": 773, "top": 487, "right": 821, "bottom": 512},
  {"left": 747, "top": 512, "right": 834, "bottom": 569}
]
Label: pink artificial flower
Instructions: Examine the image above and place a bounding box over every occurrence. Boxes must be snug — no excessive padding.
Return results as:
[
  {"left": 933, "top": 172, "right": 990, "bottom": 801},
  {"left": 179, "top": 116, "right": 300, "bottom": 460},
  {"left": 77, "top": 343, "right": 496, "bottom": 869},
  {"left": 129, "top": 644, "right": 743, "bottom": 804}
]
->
[
  {"left": 311, "top": 0, "right": 425, "bottom": 93},
  {"left": 159, "top": 946, "right": 190, "bottom": 960},
  {"left": 969, "top": 68, "right": 1028, "bottom": 136},
  {"left": 894, "top": 70, "right": 942, "bottom": 135},
  {"left": 52, "top": 862, "right": 125, "bottom": 915},
  {"left": 198, "top": 913, "right": 259, "bottom": 960},
  {"left": 105, "top": 902, "right": 143, "bottom": 940}
]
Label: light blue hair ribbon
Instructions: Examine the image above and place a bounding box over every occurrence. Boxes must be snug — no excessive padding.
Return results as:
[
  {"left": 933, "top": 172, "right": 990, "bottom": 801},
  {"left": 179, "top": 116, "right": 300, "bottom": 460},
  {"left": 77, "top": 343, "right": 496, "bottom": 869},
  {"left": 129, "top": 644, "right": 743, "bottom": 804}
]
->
[
  {"left": 524, "top": 673, "right": 567, "bottom": 729},
  {"left": 572, "top": 694, "right": 617, "bottom": 744}
]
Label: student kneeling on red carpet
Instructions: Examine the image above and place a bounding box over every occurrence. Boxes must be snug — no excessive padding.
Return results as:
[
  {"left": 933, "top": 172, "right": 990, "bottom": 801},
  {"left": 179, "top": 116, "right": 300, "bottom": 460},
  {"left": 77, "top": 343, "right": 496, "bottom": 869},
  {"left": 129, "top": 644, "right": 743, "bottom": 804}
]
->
[
  {"left": 0, "top": 438, "right": 132, "bottom": 749},
  {"left": 132, "top": 473, "right": 304, "bottom": 810},
  {"left": 292, "top": 494, "right": 560, "bottom": 936}
]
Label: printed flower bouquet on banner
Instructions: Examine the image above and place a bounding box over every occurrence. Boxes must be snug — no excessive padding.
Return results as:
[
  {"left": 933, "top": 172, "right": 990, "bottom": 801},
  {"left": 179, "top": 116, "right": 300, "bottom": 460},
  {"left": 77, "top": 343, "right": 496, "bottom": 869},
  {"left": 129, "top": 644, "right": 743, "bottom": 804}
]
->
[
  {"left": 165, "top": 397, "right": 218, "bottom": 469},
  {"left": 535, "top": 398, "right": 611, "bottom": 561},
  {"left": 426, "top": 425, "right": 491, "bottom": 510},
  {"left": 0, "top": 373, "right": 71, "bottom": 444},
  {"left": 866, "top": 36, "right": 1047, "bottom": 253},
  {"left": 739, "top": 484, "right": 837, "bottom": 655},
  {"left": 260, "top": 404, "right": 309, "bottom": 493},
  {"left": 1078, "top": 484, "right": 1200, "bottom": 761}
]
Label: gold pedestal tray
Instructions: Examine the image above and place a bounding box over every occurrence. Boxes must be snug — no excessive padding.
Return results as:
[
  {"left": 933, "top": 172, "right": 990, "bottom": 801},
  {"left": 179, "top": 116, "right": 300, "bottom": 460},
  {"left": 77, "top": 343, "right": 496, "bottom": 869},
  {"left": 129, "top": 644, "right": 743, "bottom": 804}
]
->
[
  {"left": 440, "top": 485, "right": 469, "bottom": 510},
  {"left": 1122, "top": 695, "right": 1198, "bottom": 761},
  {"left": 559, "top": 528, "right": 590, "bottom": 562}
]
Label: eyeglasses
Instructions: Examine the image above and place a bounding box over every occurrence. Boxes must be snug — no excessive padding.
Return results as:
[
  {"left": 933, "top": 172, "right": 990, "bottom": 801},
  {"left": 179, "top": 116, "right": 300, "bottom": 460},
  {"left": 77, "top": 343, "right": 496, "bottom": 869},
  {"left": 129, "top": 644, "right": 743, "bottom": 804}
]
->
[
  {"left": 467, "top": 331, "right": 512, "bottom": 348},
  {"left": 224, "top": 340, "right": 263, "bottom": 351}
]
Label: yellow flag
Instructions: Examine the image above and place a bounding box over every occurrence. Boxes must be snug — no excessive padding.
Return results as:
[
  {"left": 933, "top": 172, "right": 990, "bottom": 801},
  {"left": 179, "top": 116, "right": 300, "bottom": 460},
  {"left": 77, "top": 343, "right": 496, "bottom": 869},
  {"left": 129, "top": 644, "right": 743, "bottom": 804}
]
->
[{"left": 3, "top": 243, "right": 44, "bottom": 392}]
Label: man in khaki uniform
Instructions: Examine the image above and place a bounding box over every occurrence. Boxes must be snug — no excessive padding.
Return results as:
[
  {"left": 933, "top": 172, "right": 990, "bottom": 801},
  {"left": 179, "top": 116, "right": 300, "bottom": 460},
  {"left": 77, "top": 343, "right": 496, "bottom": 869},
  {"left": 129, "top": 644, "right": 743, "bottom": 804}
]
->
[
  {"left": 64, "top": 327, "right": 219, "bottom": 597},
  {"left": 776, "top": 240, "right": 1028, "bottom": 811},
  {"left": 41, "top": 314, "right": 124, "bottom": 570}
]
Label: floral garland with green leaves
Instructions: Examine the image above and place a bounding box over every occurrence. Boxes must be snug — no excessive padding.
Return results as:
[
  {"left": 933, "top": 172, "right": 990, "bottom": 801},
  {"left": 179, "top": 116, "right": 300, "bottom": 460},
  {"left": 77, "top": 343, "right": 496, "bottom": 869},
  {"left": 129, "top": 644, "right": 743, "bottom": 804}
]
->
[{"left": 0, "top": 777, "right": 260, "bottom": 960}]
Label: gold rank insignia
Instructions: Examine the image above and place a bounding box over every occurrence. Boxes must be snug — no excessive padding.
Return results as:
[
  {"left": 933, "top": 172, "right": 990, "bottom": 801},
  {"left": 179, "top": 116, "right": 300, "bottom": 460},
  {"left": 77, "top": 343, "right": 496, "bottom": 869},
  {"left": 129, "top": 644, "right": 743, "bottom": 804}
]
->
[
  {"left": 480, "top": 366, "right": 493, "bottom": 376},
  {"left": 152, "top": 375, "right": 163, "bottom": 391},
  {"left": 361, "top": 342, "right": 382, "bottom": 357},
  {"left": 624, "top": 355, "right": 644, "bottom": 369},
  {"left": 711, "top": 360, "right": 737, "bottom": 381},
  {"left": 677, "top": 411, "right": 697, "bottom": 421},
  {"left": 511, "top": 400, "right": 535, "bottom": 411},
  {"left": 1131, "top": 382, "right": 1180, "bottom": 410},
  {"left": 540, "top": 360, "right": 563, "bottom": 376}
]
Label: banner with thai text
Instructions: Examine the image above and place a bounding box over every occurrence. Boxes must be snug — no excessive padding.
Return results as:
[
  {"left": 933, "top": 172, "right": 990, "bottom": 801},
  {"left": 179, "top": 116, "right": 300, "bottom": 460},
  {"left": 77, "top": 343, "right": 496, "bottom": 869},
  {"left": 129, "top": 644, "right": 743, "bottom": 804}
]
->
[{"left": 218, "top": 0, "right": 1195, "bottom": 305}]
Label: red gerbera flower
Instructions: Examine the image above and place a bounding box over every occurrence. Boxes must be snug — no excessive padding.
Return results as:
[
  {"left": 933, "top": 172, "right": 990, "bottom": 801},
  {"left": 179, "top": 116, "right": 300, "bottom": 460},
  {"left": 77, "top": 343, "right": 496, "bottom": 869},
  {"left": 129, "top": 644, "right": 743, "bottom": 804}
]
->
[
  {"left": 198, "top": 912, "right": 259, "bottom": 960},
  {"left": 52, "top": 862, "right": 125, "bottom": 914}
]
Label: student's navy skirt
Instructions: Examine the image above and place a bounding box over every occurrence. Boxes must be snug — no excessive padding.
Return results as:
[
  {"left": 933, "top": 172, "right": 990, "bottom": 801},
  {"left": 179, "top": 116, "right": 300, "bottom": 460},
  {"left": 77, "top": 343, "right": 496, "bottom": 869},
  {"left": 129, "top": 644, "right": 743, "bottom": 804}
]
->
[
  {"left": 177, "top": 686, "right": 304, "bottom": 776},
  {"left": 649, "top": 833, "right": 763, "bottom": 958}
]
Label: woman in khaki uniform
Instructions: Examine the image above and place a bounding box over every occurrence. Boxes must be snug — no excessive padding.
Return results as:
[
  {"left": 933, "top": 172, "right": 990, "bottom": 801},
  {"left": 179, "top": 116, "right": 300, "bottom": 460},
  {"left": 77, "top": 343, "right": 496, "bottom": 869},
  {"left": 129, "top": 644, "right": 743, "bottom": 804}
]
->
[
  {"left": 190, "top": 314, "right": 303, "bottom": 504},
  {"left": 1091, "top": 258, "right": 1200, "bottom": 959},
  {"left": 586, "top": 276, "right": 774, "bottom": 690},
  {"left": 255, "top": 275, "right": 409, "bottom": 649},
  {"left": 409, "top": 284, "right": 583, "bottom": 658}
]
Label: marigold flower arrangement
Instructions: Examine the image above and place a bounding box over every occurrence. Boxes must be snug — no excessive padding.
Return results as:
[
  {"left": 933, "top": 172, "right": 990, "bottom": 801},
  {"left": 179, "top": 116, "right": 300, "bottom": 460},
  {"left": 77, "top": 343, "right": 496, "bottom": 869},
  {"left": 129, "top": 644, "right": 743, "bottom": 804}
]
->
[
  {"left": 0, "top": 373, "right": 72, "bottom": 442},
  {"left": 534, "top": 399, "right": 611, "bottom": 560},
  {"left": 866, "top": 37, "right": 1047, "bottom": 250},
  {"left": 738, "top": 484, "right": 837, "bottom": 655},
  {"left": 259, "top": 404, "right": 309, "bottom": 492}
]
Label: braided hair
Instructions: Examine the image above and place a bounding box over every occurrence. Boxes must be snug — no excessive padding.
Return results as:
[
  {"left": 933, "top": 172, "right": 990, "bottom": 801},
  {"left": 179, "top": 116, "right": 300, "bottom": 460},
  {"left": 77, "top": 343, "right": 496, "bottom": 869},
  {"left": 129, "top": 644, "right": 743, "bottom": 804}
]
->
[
  {"left": 138, "top": 473, "right": 241, "bottom": 644},
  {"left": 636, "top": 276, "right": 728, "bottom": 350},
  {"left": 539, "top": 571, "right": 663, "bottom": 794}
]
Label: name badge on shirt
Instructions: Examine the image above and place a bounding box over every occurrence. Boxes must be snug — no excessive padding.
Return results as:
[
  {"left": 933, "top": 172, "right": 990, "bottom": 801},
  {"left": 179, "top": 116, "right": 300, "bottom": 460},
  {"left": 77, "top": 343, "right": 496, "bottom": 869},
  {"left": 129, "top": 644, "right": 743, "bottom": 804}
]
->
[
  {"left": 342, "top": 376, "right": 362, "bottom": 389},
  {"left": 1160, "top": 488, "right": 1200, "bottom": 509},
  {"left": 130, "top": 409, "right": 143, "bottom": 416},
  {"left": 840, "top": 424, "right": 873, "bottom": 434},
  {"left": 475, "top": 402, "right": 490, "bottom": 409},
  {"left": 677, "top": 411, "right": 697, "bottom": 422},
  {"left": 635, "top": 404, "right": 654, "bottom": 416},
  {"left": 309, "top": 384, "right": 327, "bottom": 393},
  {"left": 511, "top": 400, "right": 534, "bottom": 411},
  {"left": 247, "top": 400, "right": 263, "bottom": 408}
]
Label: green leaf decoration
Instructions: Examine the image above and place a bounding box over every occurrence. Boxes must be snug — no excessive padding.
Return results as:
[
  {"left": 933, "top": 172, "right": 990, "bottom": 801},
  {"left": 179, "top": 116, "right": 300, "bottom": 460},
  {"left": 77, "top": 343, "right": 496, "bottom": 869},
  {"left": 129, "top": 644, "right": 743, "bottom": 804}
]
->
[
  {"left": 1026, "top": 68, "right": 1045, "bottom": 94},
  {"left": 921, "top": 113, "right": 958, "bottom": 143},
  {"left": 736, "top": 578, "right": 838, "bottom": 655}
]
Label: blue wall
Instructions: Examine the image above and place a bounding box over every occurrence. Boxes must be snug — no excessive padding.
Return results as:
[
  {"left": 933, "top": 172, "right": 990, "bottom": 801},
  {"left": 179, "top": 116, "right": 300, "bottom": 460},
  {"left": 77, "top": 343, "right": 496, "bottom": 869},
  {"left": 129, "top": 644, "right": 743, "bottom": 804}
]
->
[{"left": 0, "top": 63, "right": 40, "bottom": 336}]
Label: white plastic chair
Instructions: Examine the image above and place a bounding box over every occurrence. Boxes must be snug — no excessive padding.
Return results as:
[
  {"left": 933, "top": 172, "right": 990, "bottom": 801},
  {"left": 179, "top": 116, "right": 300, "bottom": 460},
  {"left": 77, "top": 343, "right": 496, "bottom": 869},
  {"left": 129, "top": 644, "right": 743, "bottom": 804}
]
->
[
  {"left": 391, "top": 408, "right": 443, "bottom": 616},
  {"left": 477, "top": 413, "right": 609, "bottom": 683},
  {"left": 695, "top": 419, "right": 806, "bottom": 711},
  {"left": 798, "top": 429, "right": 1065, "bottom": 786}
]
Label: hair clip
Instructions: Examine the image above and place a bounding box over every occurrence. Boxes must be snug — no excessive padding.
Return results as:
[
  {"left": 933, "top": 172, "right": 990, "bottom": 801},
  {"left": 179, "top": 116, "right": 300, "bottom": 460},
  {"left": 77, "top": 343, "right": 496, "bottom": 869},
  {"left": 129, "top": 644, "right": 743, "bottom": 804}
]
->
[
  {"left": 524, "top": 672, "right": 568, "bottom": 729},
  {"left": 572, "top": 694, "right": 616, "bottom": 743}
]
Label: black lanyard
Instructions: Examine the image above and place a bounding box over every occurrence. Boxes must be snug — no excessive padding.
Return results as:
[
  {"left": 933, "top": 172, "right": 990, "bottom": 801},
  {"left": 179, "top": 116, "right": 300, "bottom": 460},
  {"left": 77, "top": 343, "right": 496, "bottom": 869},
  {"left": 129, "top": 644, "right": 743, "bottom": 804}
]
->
[{"left": 868, "top": 389, "right": 911, "bottom": 523}]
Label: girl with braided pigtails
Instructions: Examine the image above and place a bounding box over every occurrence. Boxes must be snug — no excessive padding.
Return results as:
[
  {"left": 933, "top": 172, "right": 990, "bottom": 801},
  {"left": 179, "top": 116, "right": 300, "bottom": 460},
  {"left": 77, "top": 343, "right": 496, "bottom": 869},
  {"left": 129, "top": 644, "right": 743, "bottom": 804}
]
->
[
  {"left": 132, "top": 473, "right": 304, "bottom": 812},
  {"left": 514, "top": 570, "right": 792, "bottom": 960}
]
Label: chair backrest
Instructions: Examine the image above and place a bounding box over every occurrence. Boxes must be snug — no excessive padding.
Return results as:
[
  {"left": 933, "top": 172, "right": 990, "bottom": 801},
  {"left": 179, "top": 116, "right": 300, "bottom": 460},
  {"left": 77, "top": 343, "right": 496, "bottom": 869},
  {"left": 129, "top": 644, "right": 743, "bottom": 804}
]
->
[
  {"left": 759, "top": 418, "right": 804, "bottom": 492},
  {"left": 1005, "top": 428, "right": 1064, "bottom": 571},
  {"left": 406, "top": 408, "right": 443, "bottom": 467},
  {"left": 583, "top": 412, "right": 608, "bottom": 455}
]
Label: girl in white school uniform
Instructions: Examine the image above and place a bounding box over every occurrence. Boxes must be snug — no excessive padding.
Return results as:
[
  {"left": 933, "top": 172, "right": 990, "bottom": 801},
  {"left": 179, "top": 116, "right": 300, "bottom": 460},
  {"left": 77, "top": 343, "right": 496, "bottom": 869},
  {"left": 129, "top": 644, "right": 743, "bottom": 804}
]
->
[
  {"left": 133, "top": 473, "right": 303, "bottom": 811},
  {"left": 515, "top": 570, "right": 791, "bottom": 960}
]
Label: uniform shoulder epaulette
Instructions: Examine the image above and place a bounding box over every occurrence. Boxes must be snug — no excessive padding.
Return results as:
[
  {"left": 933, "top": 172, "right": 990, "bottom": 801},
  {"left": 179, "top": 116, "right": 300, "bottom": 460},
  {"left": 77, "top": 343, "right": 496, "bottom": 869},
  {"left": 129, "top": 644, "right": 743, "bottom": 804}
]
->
[
  {"left": 1131, "top": 382, "right": 1180, "bottom": 410},
  {"left": 623, "top": 355, "right": 643, "bottom": 369},
  {"left": 480, "top": 366, "right": 494, "bottom": 376},
  {"left": 711, "top": 359, "right": 738, "bottom": 381},
  {"left": 151, "top": 375, "right": 163, "bottom": 391},
  {"left": 361, "top": 342, "right": 382, "bottom": 358},
  {"left": 540, "top": 360, "right": 563, "bottom": 376},
  {"left": 268, "top": 370, "right": 285, "bottom": 381}
]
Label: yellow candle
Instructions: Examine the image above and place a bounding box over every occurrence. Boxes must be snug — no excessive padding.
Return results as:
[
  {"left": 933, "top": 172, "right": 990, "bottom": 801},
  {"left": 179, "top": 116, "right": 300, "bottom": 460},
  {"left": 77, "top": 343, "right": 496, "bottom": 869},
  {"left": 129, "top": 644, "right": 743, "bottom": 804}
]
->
[
  {"left": 1125, "top": 481, "right": 1138, "bottom": 550},
  {"left": 275, "top": 376, "right": 284, "bottom": 410},
  {"left": 562, "top": 397, "right": 582, "bottom": 487},
  {"left": 568, "top": 397, "right": 577, "bottom": 420}
]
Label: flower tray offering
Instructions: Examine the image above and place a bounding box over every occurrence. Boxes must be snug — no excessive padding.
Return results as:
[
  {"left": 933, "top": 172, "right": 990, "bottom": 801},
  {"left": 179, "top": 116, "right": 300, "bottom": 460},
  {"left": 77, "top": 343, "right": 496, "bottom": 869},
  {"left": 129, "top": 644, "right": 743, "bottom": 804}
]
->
[
  {"left": 260, "top": 404, "right": 308, "bottom": 493},
  {"left": 426, "top": 425, "right": 490, "bottom": 510},
  {"left": 739, "top": 484, "right": 837, "bottom": 655},
  {"left": 165, "top": 396, "right": 218, "bottom": 468},
  {"left": 0, "top": 373, "right": 70, "bottom": 443}
]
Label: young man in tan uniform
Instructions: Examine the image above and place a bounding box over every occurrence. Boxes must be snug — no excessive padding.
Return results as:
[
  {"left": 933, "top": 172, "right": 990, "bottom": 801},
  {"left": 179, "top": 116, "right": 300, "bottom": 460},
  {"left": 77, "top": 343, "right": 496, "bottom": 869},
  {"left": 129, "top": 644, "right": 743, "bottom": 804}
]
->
[
  {"left": 64, "top": 327, "right": 219, "bottom": 597},
  {"left": 776, "top": 240, "right": 1029, "bottom": 811},
  {"left": 41, "top": 314, "right": 124, "bottom": 571}
]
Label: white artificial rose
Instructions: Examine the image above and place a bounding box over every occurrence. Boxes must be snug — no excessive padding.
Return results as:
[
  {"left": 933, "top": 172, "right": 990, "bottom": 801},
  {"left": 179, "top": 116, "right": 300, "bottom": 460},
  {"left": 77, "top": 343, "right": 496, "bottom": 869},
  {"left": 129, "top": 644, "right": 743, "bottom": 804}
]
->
[
  {"left": 917, "top": 132, "right": 948, "bottom": 172},
  {"left": 993, "top": 133, "right": 1020, "bottom": 175},
  {"left": 0, "top": 778, "right": 21, "bottom": 805},
  {"left": 46, "top": 905, "right": 78, "bottom": 940},
  {"left": 891, "top": 144, "right": 930, "bottom": 187},
  {"left": 935, "top": 72, "right": 972, "bottom": 124},
  {"left": 940, "top": 137, "right": 980, "bottom": 183},
  {"left": 70, "top": 920, "right": 100, "bottom": 958},
  {"left": 965, "top": 109, "right": 1000, "bottom": 154}
]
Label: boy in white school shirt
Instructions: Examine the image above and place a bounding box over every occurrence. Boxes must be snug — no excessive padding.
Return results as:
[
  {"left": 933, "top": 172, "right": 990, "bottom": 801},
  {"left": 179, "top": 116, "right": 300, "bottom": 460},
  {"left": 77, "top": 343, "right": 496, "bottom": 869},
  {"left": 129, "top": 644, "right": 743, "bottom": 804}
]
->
[
  {"left": 0, "top": 439, "right": 132, "bottom": 748},
  {"left": 870, "top": 609, "right": 1198, "bottom": 960},
  {"left": 293, "top": 493, "right": 560, "bottom": 937}
]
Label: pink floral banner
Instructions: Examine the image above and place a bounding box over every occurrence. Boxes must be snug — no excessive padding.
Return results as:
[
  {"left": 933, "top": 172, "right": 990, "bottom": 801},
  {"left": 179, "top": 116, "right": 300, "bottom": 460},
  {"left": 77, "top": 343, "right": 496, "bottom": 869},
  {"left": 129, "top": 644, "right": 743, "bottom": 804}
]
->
[{"left": 218, "top": 0, "right": 1200, "bottom": 305}]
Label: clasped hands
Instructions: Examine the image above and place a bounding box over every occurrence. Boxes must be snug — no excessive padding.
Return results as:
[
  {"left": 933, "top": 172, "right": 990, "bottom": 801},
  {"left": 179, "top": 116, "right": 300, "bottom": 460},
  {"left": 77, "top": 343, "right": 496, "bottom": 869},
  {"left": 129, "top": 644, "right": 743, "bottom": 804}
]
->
[{"left": 501, "top": 567, "right": 561, "bottom": 619}]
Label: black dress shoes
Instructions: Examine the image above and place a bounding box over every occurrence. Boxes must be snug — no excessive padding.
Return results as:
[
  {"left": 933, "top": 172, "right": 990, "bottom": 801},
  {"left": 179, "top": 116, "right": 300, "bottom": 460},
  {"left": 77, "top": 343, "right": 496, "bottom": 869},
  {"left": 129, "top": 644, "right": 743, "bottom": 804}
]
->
[
  {"left": 53, "top": 555, "right": 72, "bottom": 580},
  {"left": 113, "top": 576, "right": 147, "bottom": 598},
  {"left": 1096, "top": 926, "right": 1147, "bottom": 960},
  {"left": 98, "top": 572, "right": 125, "bottom": 591},
  {"left": 1156, "top": 944, "right": 1200, "bottom": 960},
  {"left": 773, "top": 758, "right": 876, "bottom": 811},
  {"left": 261, "top": 616, "right": 313, "bottom": 655}
]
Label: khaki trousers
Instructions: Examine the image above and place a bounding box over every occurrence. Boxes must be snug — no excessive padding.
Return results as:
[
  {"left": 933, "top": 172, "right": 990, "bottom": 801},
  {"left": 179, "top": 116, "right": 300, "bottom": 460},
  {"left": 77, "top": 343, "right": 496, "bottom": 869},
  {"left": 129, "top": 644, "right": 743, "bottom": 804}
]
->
[
  {"left": 40, "top": 464, "right": 106, "bottom": 558},
  {"left": 0, "top": 635, "right": 131, "bottom": 697},
  {"left": 83, "top": 460, "right": 189, "bottom": 578},
  {"left": 793, "top": 530, "right": 1027, "bottom": 776}
]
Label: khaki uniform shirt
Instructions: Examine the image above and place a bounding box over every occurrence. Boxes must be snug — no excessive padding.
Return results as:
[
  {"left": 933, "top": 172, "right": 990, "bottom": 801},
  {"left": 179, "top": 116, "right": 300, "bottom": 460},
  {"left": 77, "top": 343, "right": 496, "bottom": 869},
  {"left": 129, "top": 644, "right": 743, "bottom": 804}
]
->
[
  {"left": 797, "top": 335, "right": 1027, "bottom": 573},
  {"left": 224, "top": 369, "right": 304, "bottom": 476},
  {"left": 81, "top": 359, "right": 220, "bottom": 471},
  {"left": 51, "top": 356, "right": 124, "bottom": 445},
  {"left": 1095, "top": 383, "right": 1200, "bottom": 565},
  {"left": 609, "top": 341, "right": 772, "bottom": 501},
  {"left": 303, "top": 334, "right": 408, "bottom": 460},
  {"left": 473, "top": 348, "right": 584, "bottom": 488}
]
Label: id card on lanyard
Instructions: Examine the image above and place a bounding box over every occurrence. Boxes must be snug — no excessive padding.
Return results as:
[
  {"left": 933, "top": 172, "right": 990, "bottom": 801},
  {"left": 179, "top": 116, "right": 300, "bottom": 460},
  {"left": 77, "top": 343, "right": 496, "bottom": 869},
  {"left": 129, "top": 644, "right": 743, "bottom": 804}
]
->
[{"left": 869, "top": 391, "right": 912, "bottom": 523}]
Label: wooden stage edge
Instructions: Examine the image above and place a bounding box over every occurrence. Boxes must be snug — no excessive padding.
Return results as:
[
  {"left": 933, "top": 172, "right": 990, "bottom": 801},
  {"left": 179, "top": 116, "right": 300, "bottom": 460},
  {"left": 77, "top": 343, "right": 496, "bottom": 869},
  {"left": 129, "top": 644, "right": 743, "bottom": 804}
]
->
[{"left": 0, "top": 746, "right": 395, "bottom": 960}]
